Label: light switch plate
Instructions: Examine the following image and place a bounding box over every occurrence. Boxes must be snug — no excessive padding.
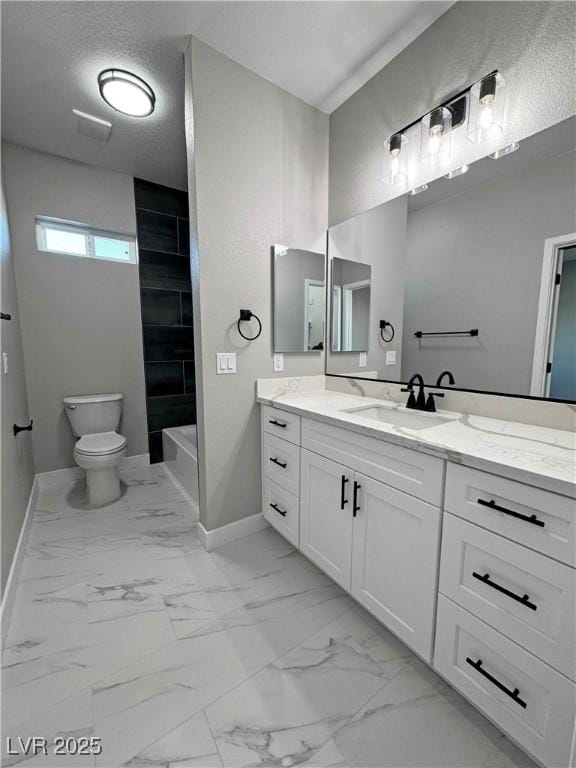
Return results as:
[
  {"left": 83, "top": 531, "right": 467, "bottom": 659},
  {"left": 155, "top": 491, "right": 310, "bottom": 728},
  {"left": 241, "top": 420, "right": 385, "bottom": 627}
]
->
[
  {"left": 273, "top": 353, "right": 284, "bottom": 372},
  {"left": 216, "top": 352, "right": 236, "bottom": 374},
  {"left": 386, "top": 350, "right": 397, "bottom": 365},
  {"left": 359, "top": 352, "right": 367, "bottom": 368}
]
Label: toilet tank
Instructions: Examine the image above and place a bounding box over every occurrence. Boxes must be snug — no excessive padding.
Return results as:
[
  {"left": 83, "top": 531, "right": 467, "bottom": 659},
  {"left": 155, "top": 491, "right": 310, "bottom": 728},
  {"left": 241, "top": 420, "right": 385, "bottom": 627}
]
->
[{"left": 63, "top": 393, "right": 123, "bottom": 436}]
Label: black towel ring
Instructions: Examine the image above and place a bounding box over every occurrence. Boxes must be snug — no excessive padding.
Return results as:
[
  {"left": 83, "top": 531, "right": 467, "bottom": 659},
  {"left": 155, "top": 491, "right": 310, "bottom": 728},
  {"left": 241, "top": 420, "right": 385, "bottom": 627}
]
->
[
  {"left": 237, "top": 309, "right": 262, "bottom": 341},
  {"left": 379, "top": 320, "right": 395, "bottom": 343}
]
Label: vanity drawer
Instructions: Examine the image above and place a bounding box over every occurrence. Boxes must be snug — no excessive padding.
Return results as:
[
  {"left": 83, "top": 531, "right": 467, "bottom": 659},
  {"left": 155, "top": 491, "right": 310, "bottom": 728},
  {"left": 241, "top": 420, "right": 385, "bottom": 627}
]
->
[
  {"left": 262, "top": 405, "right": 301, "bottom": 445},
  {"left": 434, "top": 595, "right": 576, "bottom": 768},
  {"left": 262, "top": 433, "right": 300, "bottom": 496},
  {"left": 301, "top": 417, "right": 444, "bottom": 505},
  {"left": 445, "top": 464, "right": 575, "bottom": 566},
  {"left": 440, "top": 513, "right": 575, "bottom": 679},
  {"left": 262, "top": 478, "right": 299, "bottom": 547}
]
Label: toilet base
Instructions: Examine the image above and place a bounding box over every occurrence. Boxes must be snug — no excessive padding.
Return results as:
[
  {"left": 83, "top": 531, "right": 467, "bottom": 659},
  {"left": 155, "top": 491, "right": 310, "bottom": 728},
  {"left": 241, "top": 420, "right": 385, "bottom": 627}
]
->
[{"left": 85, "top": 467, "right": 121, "bottom": 506}]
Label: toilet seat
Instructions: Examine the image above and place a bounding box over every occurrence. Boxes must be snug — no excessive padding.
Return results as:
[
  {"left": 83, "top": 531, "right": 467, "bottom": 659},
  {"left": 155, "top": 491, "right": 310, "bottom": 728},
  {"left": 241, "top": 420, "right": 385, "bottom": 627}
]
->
[{"left": 74, "top": 431, "right": 127, "bottom": 456}]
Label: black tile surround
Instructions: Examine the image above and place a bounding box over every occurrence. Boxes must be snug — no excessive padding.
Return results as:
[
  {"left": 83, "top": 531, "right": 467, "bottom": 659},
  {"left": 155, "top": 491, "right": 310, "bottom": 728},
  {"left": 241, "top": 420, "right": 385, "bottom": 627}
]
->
[{"left": 135, "top": 178, "right": 195, "bottom": 463}]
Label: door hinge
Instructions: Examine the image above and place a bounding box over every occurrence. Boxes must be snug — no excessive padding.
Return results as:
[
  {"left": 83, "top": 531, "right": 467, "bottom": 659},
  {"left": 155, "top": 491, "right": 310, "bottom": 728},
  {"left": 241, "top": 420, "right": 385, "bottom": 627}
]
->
[
  {"left": 555, "top": 273, "right": 561, "bottom": 285},
  {"left": 546, "top": 362, "right": 552, "bottom": 374}
]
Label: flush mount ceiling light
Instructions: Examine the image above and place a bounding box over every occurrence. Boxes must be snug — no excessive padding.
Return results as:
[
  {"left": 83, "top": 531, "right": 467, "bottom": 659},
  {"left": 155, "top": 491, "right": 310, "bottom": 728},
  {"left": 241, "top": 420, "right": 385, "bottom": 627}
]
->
[{"left": 98, "top": 69, "right": 155, "bottom": 117}]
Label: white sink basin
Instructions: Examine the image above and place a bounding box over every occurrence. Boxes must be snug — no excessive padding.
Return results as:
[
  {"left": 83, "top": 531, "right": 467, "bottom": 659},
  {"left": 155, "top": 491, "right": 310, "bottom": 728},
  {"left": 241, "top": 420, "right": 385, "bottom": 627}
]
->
[{"left": 340, "top": 404, "right": 459, "bottom": 430}]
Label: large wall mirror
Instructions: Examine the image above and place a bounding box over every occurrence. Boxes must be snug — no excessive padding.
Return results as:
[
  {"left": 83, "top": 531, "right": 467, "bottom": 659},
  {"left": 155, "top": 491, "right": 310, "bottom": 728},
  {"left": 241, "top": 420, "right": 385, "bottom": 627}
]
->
[
  {"left": 326, "top": 116, "right": 576, "bottom": 402},
  {"left": 273, "top": 245, "right": 325, "bottom": 352}
]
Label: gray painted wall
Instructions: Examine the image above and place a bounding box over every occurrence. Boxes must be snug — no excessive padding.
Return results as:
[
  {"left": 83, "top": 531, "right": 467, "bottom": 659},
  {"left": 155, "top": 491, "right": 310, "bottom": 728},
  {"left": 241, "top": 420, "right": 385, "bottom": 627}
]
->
[
  {"left": 1, "top": 175, "right": 35, "bottom": 596},
  {"left": 2, "top": 143, "right": 148, "bottom": 473},
  {"left": 329, "top": 2, "right": 576, "bottom": 225},
  {"left": 186, "top": 38, "right": 328, "bottom": 531},
  {"left": 328, "top": 195, "right": 407, "bottom": 377},
  {"left": 402, "top": 151, "right": 576, "bottom": 395}
]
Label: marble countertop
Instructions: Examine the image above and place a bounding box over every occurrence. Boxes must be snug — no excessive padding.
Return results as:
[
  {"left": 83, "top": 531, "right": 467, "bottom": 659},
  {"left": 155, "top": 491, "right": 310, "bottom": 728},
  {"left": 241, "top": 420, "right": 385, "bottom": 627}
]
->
[{"left": 257, "top": 388, "right": 576, "bottom": 498}]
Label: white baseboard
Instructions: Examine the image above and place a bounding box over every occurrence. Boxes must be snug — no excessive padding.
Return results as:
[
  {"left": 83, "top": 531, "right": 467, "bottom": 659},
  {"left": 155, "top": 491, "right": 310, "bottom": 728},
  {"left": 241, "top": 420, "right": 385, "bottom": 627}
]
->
[
  {"left": 161, "top": 462, "right": 199, "bottom": 521},
  {"left": 1, "top": 476, "right": 39, "bottom": 648},
  {"left": 198, "top": 512, "right": 269, "bottom": 551},
  {"left": 37, "top": 453, "right": 150, "bottom": 490}
]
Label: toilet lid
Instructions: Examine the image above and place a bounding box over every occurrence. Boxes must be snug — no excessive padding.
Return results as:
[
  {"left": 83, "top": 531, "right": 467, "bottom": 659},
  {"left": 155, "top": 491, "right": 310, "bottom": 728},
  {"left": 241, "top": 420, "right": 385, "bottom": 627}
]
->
[{"left": 75, "top": 431, "right": 126, "bottom": 456}]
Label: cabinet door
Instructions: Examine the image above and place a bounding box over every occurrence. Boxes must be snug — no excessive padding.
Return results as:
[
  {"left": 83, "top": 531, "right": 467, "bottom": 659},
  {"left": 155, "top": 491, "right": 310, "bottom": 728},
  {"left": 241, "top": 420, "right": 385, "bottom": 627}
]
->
[
  {"left": 300, "top": 448, "right": 353, "bottom": 590},
  {"left": 351, "top": 473, "right": 441, "bottom": 661}
]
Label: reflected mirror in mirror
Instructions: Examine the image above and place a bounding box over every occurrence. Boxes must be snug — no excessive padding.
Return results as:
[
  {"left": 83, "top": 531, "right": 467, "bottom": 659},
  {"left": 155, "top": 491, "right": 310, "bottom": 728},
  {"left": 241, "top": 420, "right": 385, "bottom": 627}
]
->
[
  {"left": 330, "top": 257, "right": 371, "bottom": 352},
  {"left": 273, "top": 245, "right": 325, "bottom": 353},
  {"left": 326, "top": 116, "right": 576, "bottom": 401}
]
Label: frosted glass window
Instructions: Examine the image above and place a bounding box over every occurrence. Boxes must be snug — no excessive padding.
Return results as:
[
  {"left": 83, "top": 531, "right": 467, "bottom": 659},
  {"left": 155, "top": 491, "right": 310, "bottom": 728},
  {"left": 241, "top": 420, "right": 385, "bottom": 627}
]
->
[
  {"left": 36, "top": 218, "right": 137, "bottom": 264},
  {"left": 93, "top": 236, "right": 132, "bottom": 261},
  {"left": 44, "top": 227, "right": 87, "bottom": 256}
]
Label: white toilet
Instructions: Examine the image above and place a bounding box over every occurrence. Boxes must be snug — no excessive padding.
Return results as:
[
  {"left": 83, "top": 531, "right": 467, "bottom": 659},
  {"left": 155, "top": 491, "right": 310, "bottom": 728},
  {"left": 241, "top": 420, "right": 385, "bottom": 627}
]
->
[{"left": 63, "top": 393, "right": 127, "bottom": 506}]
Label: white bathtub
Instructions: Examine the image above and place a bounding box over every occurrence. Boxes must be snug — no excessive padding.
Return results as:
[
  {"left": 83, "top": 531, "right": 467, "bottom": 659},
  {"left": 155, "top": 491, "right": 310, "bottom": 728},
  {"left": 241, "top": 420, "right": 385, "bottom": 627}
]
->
[{"left": 162, "top": 425, "right": 199, "bottom": 507}]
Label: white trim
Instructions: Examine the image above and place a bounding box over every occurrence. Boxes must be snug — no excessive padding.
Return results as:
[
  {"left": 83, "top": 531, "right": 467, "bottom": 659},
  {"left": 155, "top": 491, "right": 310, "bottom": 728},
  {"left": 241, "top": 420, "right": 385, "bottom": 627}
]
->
[
  {"left": 531, "top": 233, "right": 576, "bottom": 396},
  {"left": 37, "top": 453, "right": 149, "bottom": 490},
  {"left": 198, "top": 513, "right": 269, "bottom": 551},
  {"left": 1, "top": 477, "right": 39, "bottom": 647}
]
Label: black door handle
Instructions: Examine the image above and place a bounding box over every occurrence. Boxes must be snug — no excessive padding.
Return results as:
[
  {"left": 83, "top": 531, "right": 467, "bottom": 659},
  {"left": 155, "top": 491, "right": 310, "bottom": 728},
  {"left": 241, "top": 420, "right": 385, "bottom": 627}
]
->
[
  {"left": 466, "top": 657, "right": 527, "bottom": 709},
  {"left": 353, "top": 481, "right": 361, "bottom": 517},
  {"left": 472, "top": 572, "right": 537, "bottom": 611},
  {"left": 340, "top": 475, "right": 349, "bottom": 510},
  {"left": 477, "top": 498, "right": 544, "bottom": 528},
  {"left": 270, "top": 503, "right": 287, "bottom": 517},
  {"left": 1, "top": 312, "right": 12, "bottom": 321},
  {"left": 270, "top": 457, "right": 287, "bottom": 469},
  {"left": 13, "top": 420, "right": 33, "bottom": 436},
  {"left": 269, "top": 419, "right": 287, "bottom": 428}
]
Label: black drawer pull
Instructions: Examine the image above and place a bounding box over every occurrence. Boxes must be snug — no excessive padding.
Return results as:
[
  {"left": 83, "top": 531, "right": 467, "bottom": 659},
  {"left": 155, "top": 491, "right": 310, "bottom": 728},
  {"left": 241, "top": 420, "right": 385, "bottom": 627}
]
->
[
  {"left": 353, "top": 481, "right": 361, "bottom": 517},
  {"left": 472, "top": 572, "right": 537, "bottom": 611},
  {"left": 269, "top": 419, "right": 287, "bottom": 429},
  {"left": 340, "top": 475, "right": 349, "bottom": 510},
  {"left": 270, "top": 457, "right": 287, "bottom": 469},
  {"left": 477, "top": 498, "right": 544, "bottom": 528},
  {"left": 466, "top": 657, "right": 527, "bottom": 709},
  {"left": 270, "top": 503, "right": 287, "bottom": 517}
]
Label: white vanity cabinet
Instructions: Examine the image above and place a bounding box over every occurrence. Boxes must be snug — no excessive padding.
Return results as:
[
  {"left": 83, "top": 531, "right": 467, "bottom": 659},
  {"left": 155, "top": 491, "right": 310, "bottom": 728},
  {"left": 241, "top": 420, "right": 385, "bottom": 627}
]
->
[{"left": 259, "top": 401, "right": 576, "bottom": 767}]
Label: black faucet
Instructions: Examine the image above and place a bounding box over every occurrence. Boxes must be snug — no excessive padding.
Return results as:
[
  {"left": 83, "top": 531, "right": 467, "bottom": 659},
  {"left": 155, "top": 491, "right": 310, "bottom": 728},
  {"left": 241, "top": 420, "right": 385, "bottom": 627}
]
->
[
  {"left": 402, "top": 373, "right": 426, "bottom": 411},
  {"left": 436, "top": 370, "right": 455, "bottom": 388}
]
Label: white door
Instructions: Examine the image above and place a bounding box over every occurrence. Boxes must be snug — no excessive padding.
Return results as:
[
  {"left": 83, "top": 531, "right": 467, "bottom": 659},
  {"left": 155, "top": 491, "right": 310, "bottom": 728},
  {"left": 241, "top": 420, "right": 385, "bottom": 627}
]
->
[
  {"left": 351, "top": 473, "right": 441, "bottom": 661},
  {"left": 300, "top": 448, "right": 353, "bottom": 589}
]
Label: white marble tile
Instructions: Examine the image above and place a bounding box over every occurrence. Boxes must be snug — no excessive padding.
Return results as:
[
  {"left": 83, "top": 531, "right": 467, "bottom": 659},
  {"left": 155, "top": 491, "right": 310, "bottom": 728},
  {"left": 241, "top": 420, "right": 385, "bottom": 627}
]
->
[
  {"left": 122, "top": 712, "right": 221, "bottom": 768},
  {"left": 333, "top": 658, "right": 537, "bottom": 768},
  {"left": 2, "top": 689, "right": 94, "bottom": 768},
  {"left": 204, "top": 607, "right": 407, "bottom": 768}
]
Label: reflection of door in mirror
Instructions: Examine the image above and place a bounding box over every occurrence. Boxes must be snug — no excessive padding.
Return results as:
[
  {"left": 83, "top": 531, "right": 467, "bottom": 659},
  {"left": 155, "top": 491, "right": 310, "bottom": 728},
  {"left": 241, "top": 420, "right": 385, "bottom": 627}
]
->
[
  {"left": 305, "top": 280, "right": 325, "bottom": 350},
  {"left": 532, "top": 239, "right": 576, "bottom": 400},
  {"left": 330, "top": 257, "right": 371, "bottom": 352}
]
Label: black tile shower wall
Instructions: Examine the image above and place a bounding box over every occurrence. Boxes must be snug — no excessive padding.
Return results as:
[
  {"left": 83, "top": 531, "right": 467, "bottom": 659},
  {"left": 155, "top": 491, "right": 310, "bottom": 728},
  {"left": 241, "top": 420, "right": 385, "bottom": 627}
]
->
[{"left": 135, "top": 178, "right": 195, "bottom": 462}]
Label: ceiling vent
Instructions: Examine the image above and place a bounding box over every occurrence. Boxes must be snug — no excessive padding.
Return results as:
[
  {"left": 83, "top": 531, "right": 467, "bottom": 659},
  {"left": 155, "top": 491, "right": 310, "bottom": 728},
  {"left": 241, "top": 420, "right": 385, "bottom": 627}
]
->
[{"left": 73, "top": 109, "right": 112, "bottom": 142}]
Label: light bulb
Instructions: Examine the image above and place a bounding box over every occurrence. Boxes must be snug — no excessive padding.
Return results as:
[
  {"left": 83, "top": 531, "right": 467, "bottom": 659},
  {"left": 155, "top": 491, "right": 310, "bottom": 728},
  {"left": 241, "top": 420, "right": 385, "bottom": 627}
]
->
[
  {"left": 428, "top": 133, "right": 441, "bottom": 155},
  {"left": 479, "top": 104, "right": 494, "bottom": 130},
  {"left": 389, "top": 156, "right": 401, "bottom": 182}
]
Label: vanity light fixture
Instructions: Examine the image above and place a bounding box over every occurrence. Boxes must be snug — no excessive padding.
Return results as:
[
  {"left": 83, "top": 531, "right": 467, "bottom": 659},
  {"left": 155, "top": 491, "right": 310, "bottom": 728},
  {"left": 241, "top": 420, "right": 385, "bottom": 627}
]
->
[
  {"left": 384, "top": 132, "right": 409, "bottom": 186},
  {"left": 98, "top": 69, "right": 155, "bottom": 117},
  {"left": 490, "top": 142, "right": 520, "bottom": 159},
  {"left": 444, "top": 165, "right": 469, "bottom": 179},
  {"left": 421, "top": 106, "right": 452, "bottom": 164},
  {"left": 468, "top": 72, "right": 506, "bottom": 143},
  {"left": 409, "top": 184, "right": 428, "bottom": 196}
]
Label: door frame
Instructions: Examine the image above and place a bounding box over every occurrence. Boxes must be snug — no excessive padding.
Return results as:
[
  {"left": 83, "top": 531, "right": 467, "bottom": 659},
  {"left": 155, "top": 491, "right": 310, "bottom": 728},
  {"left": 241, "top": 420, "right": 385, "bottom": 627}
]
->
[
  {"left": 304, "top": 278, "right": 325, "bottom": 350},
  {"left": 530, "top": 232, "right": 576, "bottom": 397}
]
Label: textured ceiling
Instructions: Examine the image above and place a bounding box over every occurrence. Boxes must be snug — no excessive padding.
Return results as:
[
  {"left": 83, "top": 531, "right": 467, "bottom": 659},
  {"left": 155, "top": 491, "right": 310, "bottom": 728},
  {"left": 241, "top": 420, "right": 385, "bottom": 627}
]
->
[{"left": 1, "top": 1, "right": 453, "bottom": 189}]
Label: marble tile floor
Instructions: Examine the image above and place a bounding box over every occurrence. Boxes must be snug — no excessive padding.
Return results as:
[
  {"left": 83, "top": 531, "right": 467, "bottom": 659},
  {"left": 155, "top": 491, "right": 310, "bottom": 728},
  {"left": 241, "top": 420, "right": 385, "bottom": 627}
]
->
[{"left": 2, "top": 463, "right": 537, "bottom": 768}]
